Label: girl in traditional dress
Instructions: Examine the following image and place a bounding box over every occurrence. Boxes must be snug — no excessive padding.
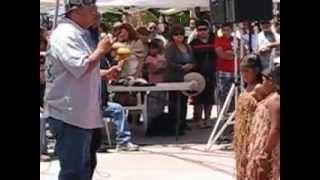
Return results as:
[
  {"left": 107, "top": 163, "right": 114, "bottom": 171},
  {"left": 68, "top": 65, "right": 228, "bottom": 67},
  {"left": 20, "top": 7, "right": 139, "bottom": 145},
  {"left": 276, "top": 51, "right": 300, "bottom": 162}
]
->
[
  {"left": 234, "top": 54, "right": 264, "bottom": 180},
  {"left": 246, "top": 64, "right": 280, "bottom": 180}
]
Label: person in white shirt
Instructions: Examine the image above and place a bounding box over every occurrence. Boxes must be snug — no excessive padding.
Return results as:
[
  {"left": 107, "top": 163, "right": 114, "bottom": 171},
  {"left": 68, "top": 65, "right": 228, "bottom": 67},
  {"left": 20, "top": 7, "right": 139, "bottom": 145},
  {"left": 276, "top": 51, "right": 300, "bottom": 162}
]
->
[
  {"left": 257, "top": 20, "right": 280, "bottom": 71},
  {"left": 235, "top": 22, "right": 259, "bottom": 54},
  {"left": 187, "top": 18, "right": 198, "bottom": 44},
  {"left": 44, "top": 1, "right": 118, "bottom": 179},
  {"left": 148, "top": 22, "right": 168, "bottom": 46}
]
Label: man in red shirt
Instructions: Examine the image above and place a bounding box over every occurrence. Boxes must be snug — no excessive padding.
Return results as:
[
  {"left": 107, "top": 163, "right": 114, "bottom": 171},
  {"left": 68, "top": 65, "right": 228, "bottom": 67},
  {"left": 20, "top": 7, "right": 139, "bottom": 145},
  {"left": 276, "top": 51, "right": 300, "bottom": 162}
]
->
[{"left": 214, "top": 23, "right": 239, "bottom": 113}]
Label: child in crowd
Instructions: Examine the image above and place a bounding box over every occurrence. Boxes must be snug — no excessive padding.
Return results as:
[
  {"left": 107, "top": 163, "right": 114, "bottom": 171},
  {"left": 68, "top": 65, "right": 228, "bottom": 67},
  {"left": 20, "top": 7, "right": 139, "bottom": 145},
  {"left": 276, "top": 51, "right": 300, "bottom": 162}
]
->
[{"left": 144, "top": 39, "right": 167, "bottom": 127}]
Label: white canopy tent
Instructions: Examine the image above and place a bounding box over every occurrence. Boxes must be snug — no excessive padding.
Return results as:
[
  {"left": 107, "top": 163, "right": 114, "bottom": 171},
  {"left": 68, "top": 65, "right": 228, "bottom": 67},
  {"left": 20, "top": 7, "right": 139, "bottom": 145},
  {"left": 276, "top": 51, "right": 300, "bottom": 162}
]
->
[
  {"left": 40, "top": 0, "right": 210, "bottom": 9},
  {"left": 40, "top": 0, "right": 211, "bottom": 28},
  {"left": 97, "top": 0, "right": 209, "bottom": 8},
  {"left": 40, "top": 0, "right": 122, "bottom": 14}
]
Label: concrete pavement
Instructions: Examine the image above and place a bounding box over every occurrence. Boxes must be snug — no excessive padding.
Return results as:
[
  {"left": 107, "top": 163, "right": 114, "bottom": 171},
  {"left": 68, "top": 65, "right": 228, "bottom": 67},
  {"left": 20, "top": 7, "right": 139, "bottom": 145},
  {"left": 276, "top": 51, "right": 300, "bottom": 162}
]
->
[{"left": 40, "top": 105, "right": 236, "bottom": 180}]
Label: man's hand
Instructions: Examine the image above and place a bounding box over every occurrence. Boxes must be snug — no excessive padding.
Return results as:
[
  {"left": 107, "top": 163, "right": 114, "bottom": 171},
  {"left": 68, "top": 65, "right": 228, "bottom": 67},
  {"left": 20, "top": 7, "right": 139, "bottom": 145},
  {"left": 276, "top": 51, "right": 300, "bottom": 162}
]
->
[
  {"left": 112, "top": 42, "right": 126, "bottom": 49},
  {"left": 101, "top": 66, "right": 121, "bottom": 80},
  {"left": 88, "top": 37, "right": 114, "bottom": 65},
  {"left": 181, "top": 63, "right": 194, "bottom": 72},
  {"left": 267, "top": 42, "right": 280, "bottom": 49},
  {"left": 259, "top": 46, "right": 271, "bottom": 53},
  {"left": 97, "top": 36, "right": 113, "bottom": 55}
]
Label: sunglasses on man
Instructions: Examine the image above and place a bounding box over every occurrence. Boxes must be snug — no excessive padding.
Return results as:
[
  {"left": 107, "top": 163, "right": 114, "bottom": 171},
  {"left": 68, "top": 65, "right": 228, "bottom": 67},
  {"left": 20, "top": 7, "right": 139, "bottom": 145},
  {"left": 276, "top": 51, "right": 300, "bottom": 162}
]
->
[
  {"left": 68, "top": 0, "right": 96, "bottom": 6},
  {"left": 173, "top": 32, "right": 184, "bottom": 36},
  {"left": 197, "top": 27, "right": 208, "bottom": 31}
]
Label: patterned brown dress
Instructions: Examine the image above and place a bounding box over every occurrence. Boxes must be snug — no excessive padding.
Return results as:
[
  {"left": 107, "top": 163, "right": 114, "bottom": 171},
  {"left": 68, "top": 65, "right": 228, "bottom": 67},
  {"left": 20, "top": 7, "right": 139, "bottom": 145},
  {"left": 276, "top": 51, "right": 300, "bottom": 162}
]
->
[
  {"left": 234, "top": 92, "right": 259, "bottom": 180},
  {"left": 246, "top": 93, "right": 280, "bottom": 180}
]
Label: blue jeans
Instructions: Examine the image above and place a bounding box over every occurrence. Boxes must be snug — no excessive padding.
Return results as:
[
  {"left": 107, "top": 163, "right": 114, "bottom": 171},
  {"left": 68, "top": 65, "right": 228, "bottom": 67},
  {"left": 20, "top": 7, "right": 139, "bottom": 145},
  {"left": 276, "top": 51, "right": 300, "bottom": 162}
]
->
[
  {"left": 216, "top": 71, "right": 235, "bottom": 113},
  {"left": 47, "top": 117, "right": 101, "bottom": 180},
  {"left": 40, "top": 113, "right": 47, "bottom": 154},
  {"left": 102, "top": 102, "right": 131, "bottom": 145}
]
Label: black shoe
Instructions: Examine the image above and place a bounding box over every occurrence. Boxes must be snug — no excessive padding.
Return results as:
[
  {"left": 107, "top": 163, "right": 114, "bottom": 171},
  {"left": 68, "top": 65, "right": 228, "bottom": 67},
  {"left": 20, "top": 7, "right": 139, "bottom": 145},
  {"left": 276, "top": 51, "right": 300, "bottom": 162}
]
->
[
  {"left": 184, "top": 124, "right": 192, "bottom": 131},
  {"left": 178, "top": 129, "right": 185, "bottom": 136},
  {"left": 96, "top": 144, "right": 109, "bottom": 153},
  {"left": 180, "top": 123, "right": 192, "bottom": 131}
]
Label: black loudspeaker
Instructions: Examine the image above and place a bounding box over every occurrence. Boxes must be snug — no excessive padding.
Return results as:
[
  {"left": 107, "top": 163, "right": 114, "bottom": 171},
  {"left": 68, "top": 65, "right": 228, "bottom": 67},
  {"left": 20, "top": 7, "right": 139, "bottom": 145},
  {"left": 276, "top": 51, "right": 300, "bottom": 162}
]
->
[{"left": 210, "top": 0, "right": 273, "bottom": 24}]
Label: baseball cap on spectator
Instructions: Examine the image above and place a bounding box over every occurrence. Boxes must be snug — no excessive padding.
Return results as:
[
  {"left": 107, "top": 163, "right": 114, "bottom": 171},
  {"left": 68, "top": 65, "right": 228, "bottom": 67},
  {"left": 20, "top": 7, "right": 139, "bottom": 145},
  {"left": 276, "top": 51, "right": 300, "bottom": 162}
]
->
[{"left": 64, "top": 0, "right": 96, "bottom": 15}]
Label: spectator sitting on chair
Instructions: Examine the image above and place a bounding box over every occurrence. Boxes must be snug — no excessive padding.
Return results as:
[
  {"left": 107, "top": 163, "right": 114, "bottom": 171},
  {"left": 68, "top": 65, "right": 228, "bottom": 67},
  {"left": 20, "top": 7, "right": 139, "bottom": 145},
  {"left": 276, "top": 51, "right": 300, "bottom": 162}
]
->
[{"left": 89, "top": 14, "right": 139, "bottom": 152}]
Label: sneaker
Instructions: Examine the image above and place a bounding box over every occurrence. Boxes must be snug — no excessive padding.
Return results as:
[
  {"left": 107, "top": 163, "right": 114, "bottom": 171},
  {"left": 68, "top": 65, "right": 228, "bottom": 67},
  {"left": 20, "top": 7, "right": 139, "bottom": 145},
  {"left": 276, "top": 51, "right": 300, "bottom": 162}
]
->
[{"left": 116, "top": 142, "right": 139, "bottom": 152}]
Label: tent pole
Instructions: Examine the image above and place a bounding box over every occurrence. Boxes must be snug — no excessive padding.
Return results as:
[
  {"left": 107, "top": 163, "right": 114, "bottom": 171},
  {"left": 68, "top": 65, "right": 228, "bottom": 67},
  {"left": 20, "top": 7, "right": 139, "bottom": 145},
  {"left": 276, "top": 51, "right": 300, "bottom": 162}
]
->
[
  {"left": 53, "top": 0, "right": 60, "bottom": 29},
  {"left": 208, "top": 0, "right": 214, "bottom": 25}
]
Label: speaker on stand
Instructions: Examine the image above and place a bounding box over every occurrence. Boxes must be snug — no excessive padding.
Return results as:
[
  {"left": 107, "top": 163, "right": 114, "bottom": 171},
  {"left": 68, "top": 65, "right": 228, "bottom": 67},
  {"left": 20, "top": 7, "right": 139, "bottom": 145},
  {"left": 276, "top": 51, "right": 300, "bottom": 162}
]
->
[{"left": 209, "top": 0, "right": 273, "bottom": 24}]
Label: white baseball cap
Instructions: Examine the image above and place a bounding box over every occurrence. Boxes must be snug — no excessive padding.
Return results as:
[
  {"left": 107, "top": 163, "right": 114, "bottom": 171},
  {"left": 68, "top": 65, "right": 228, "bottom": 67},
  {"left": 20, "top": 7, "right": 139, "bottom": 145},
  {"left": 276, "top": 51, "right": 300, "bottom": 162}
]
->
[{"left": 64, "top": 0, "right": 96, "bottom": 14}]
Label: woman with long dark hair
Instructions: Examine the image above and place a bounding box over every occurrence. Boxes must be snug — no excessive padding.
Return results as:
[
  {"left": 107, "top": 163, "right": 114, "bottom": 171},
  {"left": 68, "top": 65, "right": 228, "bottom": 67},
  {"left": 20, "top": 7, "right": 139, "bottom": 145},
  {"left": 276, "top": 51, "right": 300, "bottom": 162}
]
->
[
  {"left": 116, "top": 23, "right": 148, "bottom": 78},
  {"left": 165, "top": 24, "right": 195, "bottom": 134}
]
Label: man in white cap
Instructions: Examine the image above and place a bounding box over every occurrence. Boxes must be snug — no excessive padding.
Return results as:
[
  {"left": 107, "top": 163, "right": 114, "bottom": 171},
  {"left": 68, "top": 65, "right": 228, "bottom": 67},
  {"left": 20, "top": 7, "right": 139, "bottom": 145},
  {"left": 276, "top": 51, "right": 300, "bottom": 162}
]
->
[{"left": 44, "top": 0, "right": 119, "bottom": 179}]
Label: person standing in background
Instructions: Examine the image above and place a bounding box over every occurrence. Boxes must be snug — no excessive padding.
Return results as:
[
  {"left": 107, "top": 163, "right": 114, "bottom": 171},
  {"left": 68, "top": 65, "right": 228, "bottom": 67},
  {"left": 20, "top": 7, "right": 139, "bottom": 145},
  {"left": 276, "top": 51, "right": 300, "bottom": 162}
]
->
[
  {"left": 257, "top": 20, "right": 280, "bottom": 71},
  {"left": 190, "top": 20, "right": 217, "bottom": 129},
  {"left": 165, "top": 24, "right": 195, "bottom": 134},
  {"left": 214, "top": 23, "right": 238, "bottom": 113}
]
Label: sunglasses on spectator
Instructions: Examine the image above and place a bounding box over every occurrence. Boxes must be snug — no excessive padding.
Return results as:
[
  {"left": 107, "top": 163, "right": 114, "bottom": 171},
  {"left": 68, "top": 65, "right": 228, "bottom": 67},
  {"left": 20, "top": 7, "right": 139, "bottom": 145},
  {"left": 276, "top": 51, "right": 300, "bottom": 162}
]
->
[
  {"left": 197, "top": 28, "right": 208, "bottom": 31},
  {"left": 173, "top": 32, "right": 184, "bottom": 36}
]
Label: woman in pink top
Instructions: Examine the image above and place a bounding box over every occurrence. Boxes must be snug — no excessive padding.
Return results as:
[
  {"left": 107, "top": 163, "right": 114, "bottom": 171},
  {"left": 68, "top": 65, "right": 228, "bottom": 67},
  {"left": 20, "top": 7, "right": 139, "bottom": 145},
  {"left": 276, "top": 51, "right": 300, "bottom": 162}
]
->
[{"left": 144, "top": 39, "right": 168, "bottom": 129}]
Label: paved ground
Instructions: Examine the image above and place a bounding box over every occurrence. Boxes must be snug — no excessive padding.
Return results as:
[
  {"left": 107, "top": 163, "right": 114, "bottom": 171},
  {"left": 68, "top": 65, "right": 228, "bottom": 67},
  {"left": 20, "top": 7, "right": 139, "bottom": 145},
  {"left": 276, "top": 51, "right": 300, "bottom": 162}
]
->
[{"left": 40, "top": 105, "right": 236, "bottom": 180}]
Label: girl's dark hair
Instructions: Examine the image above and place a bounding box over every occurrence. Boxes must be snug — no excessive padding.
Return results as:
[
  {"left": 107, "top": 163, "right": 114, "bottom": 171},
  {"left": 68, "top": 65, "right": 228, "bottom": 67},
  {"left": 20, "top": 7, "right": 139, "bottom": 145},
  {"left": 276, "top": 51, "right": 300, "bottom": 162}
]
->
[
  {"left": 148, "top": 39, "right": 162, "bottom": 50},
  {"left": 119, "top": 23, "right": 139, "bottom": 42},
  {"left": 240, "top": 54, "right": 262, "bottom": 70},
  {"left": 271, "top": 64, "right": 280, "bottom": 94},
  {"left": 99, "top": 23, "right": 109, "bottom": 33},
  {"left": 241, "top": 54, "right": 263, "bottom": 83},
  {"left": 222, "top": 22, "right": 233, "bottom": 28},
  {"left": 136, "top": 26, "right": 150, "bottom": 36}
]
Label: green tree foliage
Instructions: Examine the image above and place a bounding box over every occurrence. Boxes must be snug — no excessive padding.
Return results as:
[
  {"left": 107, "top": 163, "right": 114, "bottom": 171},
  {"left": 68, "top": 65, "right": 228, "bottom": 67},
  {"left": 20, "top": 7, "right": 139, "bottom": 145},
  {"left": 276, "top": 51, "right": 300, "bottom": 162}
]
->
[{"left": 101, "top": 12, "right": 122, "bottom": 31}]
